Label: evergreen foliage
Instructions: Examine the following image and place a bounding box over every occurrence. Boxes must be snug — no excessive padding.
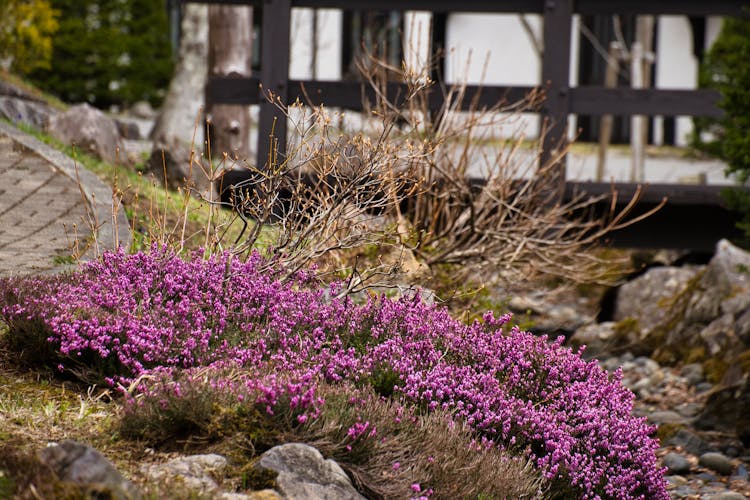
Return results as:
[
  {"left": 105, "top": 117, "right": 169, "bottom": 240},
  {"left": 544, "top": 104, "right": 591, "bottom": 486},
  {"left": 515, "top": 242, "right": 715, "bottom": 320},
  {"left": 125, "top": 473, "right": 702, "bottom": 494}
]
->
[
  {"left": 28, "top": 0, "right": 173, "bottom": 109},
  {"left": 698, "top": 18, "right": 750, "bottom": 243}
]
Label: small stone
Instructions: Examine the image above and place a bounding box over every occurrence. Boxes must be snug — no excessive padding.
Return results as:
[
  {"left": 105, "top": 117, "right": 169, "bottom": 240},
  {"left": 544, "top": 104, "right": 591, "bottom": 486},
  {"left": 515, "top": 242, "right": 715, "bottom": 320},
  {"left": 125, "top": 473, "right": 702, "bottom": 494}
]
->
[
  {"left": 243, "top": 491, "right": 283, "bottom": 500},
  {"left": 672, "top": 486, "right": 697, "bottom": 498},
  {"left": 681, "top": 363, "right": 705, "bottom": 386},
  {"left": 730, "top": 463, "right": 749, "bottom": 482},
  {"left": 697, "top": 382, "right": 715, "bottom": 393},
  {"left": 696, "top": 471, "right": 718, "bottom": 482},
  {"left": 699, "top": 452, "right": 735, "bottom": 476},
  {"left": 676, "top": 402, "right": 703, "bottom": 418},
  {"left": 142, "top": 454, "right": 228, "bottom": 495},
  {"left": 701, "top": 493, "right": 748, "bottom": 500},
  {"left": 663, "top": 452, "right": 692, "bottom": 474},
  {"left": 667, "top": 429, "right": 710, "bottom": 456},
  {"left": 255, "top": 443, "right": 366, "bottom": 500},
  {"left": 666, "top": 474, "right": 689, "bottom": 487},
  {"left": 648, "top": 410, "right": 688, "bottom": 425}
]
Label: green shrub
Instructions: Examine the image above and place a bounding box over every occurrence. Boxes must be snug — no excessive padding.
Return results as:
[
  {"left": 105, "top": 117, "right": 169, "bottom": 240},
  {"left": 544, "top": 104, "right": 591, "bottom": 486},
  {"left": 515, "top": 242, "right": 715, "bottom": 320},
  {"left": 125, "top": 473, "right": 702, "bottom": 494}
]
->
[
  {"left": 697, "top": 17, "right": 750, "bottom": 244},
  {"left": 27, "top": 0, "right": 173, "bottom": 108}
]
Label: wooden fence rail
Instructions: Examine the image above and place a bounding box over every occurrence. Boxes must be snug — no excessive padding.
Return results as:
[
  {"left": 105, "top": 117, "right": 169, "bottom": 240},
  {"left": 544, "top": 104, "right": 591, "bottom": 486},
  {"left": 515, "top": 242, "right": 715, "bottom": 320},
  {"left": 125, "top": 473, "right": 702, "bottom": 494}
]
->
[
  {"left": 187, "top": 0, "right": 747, "bottom": 180},
  {"left": 186, "top": 0, "right": 749, "bottom": 249}
]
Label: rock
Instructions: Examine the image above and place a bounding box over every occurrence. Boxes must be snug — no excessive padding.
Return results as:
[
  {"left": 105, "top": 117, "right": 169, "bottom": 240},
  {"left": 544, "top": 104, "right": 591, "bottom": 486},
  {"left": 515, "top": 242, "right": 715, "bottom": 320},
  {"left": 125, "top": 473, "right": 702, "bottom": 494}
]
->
[
  {"left": 702, "top": 492, "right": 747, "bottom": 500},
  {"left": 568, "top": 322, "right": 619, "bottom": 359},
  {"left": 47, "top": 103, "right": 123, "bottom": 164},
  {"left": 142, "top": 454, "right": 227, "bottom": 495},
  {"left": 696, "top": 383, "right": 744, "bottom": 434},
  {"left": 255, "top": 443, "right": 365, "bottom": 500},
  {"left": 680, "top": 363, "right": 705, "bottom": 386},
  {"left": 666, "top": 429, "right": 710, "bottom": 456},
  {"left": 147, "top": 139, "right": 214, "bottom": 197},
  {"left": 242, "top": 491, "right": 283, "bottom": 500},
  {"left": 115, "top": 117, "right": 143, "bottom": 140},
  {"left": 666, "top": 474, "right": 689, "bottom": 487},
  {"left": 731, "top": 463, "right": 749, "bottom": 481},
  {"left": 699, "top": 452, "right": 735, "bottom": 476},
  {"left": 37, "top": 440, "right": 140, "bottom": 499},
  {"left": 675, "top": 402, "right": 702, "bottom": 418},
  {"left": 505, "top": 289, "right": 594, "bottom": 334},
  {"left": 0, "top": 95, "right": 56, "bottom": 130},
  {"left": 736, "top": 375, "right": 750, "bottom": 447},
  {"left": 648, "top": 410, "right": 689, "bottom": 425},
  {"left": 663, "top": 452, "right": 692, "bottom": 474},
  {"left": 695, "top": 471, "right": 718, "bottom": 482},
  {"left": 614, "top": 266, "right": 701, "bottom": 340},
  {"left": 700, "top": 313, "right": 739, "bottom": 357},
  {"left": 130, "top": 100, "right": 157, "bottom": 119}
]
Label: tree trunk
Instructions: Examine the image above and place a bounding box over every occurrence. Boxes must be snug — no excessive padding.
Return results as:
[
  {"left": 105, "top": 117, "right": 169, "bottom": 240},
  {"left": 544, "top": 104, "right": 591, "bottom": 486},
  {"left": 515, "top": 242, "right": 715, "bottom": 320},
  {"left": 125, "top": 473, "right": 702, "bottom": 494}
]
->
[
  {"left": 207, "top": 5, "right": 254, "bottom": 162},
  {"left": 150, "top": 4, "right": 208, "bottom": 146}
]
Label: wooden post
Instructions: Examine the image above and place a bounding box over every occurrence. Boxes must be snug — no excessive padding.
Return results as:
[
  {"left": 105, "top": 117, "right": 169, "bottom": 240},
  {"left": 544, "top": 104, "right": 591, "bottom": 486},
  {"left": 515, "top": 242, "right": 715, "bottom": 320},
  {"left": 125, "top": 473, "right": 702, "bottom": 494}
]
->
[
  {"left": 540, "top": 0, "right": 573, "bottom": 200},
  {"left": 596, "top": 41, "right": 621, "bottom": 181},
  {"left": 257, "top": 0, "right": 291, "bottom": 169},
  {"left": 630, "top": 40, "right": 645, "bottom": 182},
  {"left": 207, "top": 5, "right": 254, "bottom": 161}
]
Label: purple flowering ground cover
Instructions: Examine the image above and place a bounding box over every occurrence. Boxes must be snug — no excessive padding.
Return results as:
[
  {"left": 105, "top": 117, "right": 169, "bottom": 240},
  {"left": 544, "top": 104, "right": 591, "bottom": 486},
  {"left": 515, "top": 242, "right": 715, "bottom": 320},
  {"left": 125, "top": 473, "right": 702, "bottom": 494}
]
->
[{"left": 0, "top": 247, "right": 668, "bottom": 499}]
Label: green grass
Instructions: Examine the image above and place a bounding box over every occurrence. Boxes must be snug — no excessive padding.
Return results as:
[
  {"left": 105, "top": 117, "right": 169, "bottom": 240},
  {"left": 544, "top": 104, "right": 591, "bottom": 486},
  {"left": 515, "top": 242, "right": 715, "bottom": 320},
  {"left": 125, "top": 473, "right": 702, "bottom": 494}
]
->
[{"left": 0, "top": 70, "right": 68, "bottom": 111}]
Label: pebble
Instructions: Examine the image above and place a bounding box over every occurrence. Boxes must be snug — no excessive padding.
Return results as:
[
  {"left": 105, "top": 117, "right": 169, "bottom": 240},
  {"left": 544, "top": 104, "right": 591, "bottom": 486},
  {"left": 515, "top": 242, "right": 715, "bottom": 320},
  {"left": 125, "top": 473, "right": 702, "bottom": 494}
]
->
[
  {"left": 702, "top": 493, "right": 748, "bottom": 500},
  {"left": 700, "top": 453, "right": 736, "bottom": 476},
  {"left": 732, "top": 464, "right": 750, "bottom": 482},
  {"left": 649, "top": 410, "right": 689, "bottom": 425},
  {"left": 667, "top": 429, "right": 711, "bottom": 456},
  {"left": 681, "top": 363, "right": 705, "bottom": 386},
  {"left": 596, "top": 352, "right": 749, "bottom": 499},
  {"left": 664, "top": 452, "right": 693, "bottom": 474}
]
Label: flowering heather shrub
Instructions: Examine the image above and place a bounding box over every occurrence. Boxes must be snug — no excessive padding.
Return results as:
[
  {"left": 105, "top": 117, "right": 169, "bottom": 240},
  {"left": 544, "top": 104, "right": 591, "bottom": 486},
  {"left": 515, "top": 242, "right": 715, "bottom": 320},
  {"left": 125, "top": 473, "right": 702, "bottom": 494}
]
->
[
  {"left": 0, "top": 247, "right": 668, "bottom": 499},
  {"left": 122, "top": 370, "right": 546, "bottom": 499}
]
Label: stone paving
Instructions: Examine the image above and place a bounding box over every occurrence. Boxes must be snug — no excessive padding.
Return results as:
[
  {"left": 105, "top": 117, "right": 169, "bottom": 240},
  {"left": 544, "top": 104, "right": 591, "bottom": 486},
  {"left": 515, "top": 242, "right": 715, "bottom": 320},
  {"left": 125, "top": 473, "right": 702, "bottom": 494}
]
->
[{"left": 0, "top": 122, "right": 130, "bottom": 276}]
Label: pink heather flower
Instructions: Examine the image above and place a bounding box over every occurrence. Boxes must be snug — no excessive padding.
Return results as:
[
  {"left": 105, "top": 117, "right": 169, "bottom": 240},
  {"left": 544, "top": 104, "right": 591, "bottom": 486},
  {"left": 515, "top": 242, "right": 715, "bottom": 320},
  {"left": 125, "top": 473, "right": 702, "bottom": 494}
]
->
[
  {"left": 392, "top": 462, "right": 401, "bottom": 471},
  {"left": 0, "top": 246, "right": 668, "bottom": 499},
  {"left": 411, "top": 483, "right": 421, "bottom": 493}
]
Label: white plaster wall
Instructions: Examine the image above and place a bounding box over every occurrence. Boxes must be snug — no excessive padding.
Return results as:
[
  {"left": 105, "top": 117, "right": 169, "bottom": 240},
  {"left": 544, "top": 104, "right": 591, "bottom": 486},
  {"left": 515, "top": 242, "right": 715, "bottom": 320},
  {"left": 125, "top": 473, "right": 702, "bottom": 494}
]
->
[
  {"left": 403, "top": 11, "right": 432, "bottom": 80},
  {"left": 288, "top": 8, "right": 342, "bottom": 81},
  {"left": 705, "top": 16, "right": 724, "bottom": 50},
  {"left": 655, "top": 16, "right": 698, "bottom": 146},
  {"left": 444, "top": 13, "right": 541, "bottom": 85}
]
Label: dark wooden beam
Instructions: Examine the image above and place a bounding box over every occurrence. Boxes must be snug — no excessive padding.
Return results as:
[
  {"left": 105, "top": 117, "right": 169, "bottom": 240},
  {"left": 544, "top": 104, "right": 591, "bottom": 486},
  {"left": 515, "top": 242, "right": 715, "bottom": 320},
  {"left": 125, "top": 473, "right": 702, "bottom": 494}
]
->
[
  {"left": 566, "top": 181, "right": 734, "bottom": 206},
  {"left": 185, "top": 0, "right": 545, "bottom": 12},
  {"left": 206, "top": 76, "right": 536, "bottom": 110},
  {"left": 576, "top": 0, "right": 750, "bottom": 16},
  {"left": 540, "top": 0, "right": 572, "bottom": 198},
  {"left": 186, "top": 0, "right": 749, "bottom": 16},
  {"left": 570, "top": 87, "right": 723, "bottom": 118},
  {"left": 258, "top": 0, "right": 291, "bottom": 169}
]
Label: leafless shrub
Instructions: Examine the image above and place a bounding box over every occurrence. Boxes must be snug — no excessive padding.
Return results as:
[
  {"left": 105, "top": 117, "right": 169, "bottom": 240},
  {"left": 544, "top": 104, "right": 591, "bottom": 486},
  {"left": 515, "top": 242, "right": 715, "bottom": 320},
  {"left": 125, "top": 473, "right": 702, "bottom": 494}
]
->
[{"left": 205, "top": 49, "right": 661, "bottom": 293}]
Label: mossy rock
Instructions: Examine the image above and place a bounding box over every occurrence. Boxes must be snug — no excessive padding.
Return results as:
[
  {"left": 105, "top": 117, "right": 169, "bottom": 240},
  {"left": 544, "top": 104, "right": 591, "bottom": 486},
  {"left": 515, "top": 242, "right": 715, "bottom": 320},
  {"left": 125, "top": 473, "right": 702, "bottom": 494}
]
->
[
  {"left": 702, "top": 358, "right": 729, "bottom": 385},
  {"left": 239, "top": 460, "right": 278, "bottom": 491},
  {"left": 656, "top": 422, "right": 686, "bottom": 442}
]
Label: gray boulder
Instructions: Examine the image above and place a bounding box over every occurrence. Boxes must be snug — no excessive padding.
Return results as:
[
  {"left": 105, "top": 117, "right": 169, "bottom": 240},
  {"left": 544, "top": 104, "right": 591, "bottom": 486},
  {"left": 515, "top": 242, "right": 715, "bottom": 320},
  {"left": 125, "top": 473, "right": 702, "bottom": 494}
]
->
[
  {"left": 568, "top": 321, "right": 620, "bottom": 359},
  {"left": 142, "top": 454, "right": 228, "bottom": 495},
  {"left": 614, "top": 266, "right": 701, "bottom": 341},
  {"left": 47, "top": 103, "right": 123, "bottom": 164},
  {"left": 0, "top": 95, "right": 56, "bottom": 130},
  {"left": 38, "top": 440, "right": 140, "bottom": 499},
  {"left": 255, "top": 443, "right": 365, "bottom": 500}
]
